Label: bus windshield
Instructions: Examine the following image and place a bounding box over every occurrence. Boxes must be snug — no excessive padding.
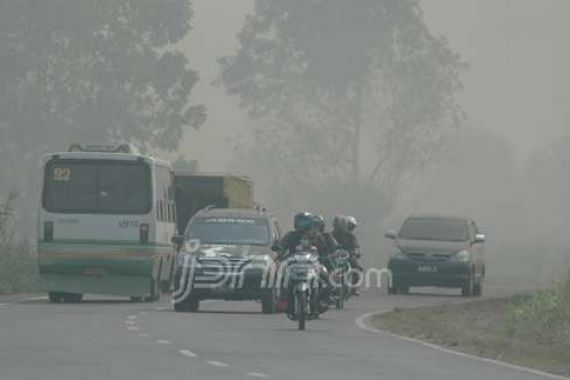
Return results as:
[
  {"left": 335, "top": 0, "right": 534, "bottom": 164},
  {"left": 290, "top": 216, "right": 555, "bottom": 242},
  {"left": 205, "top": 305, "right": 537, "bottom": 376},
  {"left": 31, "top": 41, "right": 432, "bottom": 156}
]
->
[{"left": 43, "top": 159, "right": 151, "bottom": 214}]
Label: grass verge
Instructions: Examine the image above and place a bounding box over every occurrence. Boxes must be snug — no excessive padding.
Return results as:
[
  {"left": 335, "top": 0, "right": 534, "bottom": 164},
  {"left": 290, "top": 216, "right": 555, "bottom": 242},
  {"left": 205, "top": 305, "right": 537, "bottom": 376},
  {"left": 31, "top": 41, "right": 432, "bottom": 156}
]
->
[{"left": 374, "top": 283, "right": 570, "bottom": 376}]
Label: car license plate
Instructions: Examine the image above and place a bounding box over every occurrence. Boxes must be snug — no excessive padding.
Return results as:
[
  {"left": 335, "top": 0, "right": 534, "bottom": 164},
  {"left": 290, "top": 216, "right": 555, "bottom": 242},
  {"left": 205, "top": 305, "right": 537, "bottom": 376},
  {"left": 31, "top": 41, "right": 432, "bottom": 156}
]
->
[{"left": 417, "top": 265, "right": 438, "bottom": 273}]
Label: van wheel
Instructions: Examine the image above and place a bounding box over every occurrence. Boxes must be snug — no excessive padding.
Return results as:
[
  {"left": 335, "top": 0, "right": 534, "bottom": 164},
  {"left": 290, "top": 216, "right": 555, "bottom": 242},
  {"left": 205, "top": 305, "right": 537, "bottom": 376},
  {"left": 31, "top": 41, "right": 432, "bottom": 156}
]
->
[{"left": 48, "top": 292, "right": 64, "bottom": 303}]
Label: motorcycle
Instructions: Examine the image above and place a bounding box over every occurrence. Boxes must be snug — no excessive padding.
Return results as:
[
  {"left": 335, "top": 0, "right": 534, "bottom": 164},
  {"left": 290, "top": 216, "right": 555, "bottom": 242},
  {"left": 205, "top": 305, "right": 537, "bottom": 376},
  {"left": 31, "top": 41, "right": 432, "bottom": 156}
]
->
[
  {"left": 328, "top": 249, "right": 352, "bottom": 310},
  {"left": 283, "top": 243, "right": 320, "bottom": 330}
]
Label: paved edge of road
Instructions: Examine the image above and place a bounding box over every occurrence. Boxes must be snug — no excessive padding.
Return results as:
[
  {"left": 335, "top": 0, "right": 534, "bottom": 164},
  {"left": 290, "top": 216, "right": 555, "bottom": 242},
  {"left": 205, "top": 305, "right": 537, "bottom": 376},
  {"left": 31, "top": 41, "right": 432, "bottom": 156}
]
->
[
  {"left": 0, "top": 294, "right": 48, "bottom": 304},
  {"left": 355, "top": 310, "right": 570, "bottom": 380}
]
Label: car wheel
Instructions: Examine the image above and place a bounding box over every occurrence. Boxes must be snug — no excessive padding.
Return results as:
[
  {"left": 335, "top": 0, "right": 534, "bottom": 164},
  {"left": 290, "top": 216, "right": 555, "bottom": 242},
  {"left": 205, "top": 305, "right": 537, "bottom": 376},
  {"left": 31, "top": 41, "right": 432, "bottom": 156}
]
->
[
  {"left": 48, "top": 292, "right": 64, "bottom": 303},
  {"left": 473, "top": 280, "right": 483, "bottom": 297},
  {"left": 461, "top": 276, "right": 474, "bottom": 297},
  {"left": 174, "top": 296, "right": 200, "bottom": 312},
  {"left": 261, "top": 290, "right": 277, "bottom": 314},
  {"left": 62, "top": 293, "right": 83, "bottom": 303}
]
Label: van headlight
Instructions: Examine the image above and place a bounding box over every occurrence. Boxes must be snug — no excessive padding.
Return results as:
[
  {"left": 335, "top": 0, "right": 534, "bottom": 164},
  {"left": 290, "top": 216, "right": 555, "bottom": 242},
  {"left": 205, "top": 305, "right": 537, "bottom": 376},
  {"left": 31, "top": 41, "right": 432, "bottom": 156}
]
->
[{"left": 452, "top": 250, "right": 470, "bottom": 262}]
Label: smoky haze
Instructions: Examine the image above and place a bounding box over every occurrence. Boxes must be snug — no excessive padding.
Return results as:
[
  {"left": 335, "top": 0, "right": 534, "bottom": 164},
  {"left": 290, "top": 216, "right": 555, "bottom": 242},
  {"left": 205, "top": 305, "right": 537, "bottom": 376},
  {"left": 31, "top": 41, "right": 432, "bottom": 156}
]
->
[
  {"left": 182, "top": 0, "right": 570, "bottom": 284},
  {"left": 0, "top": 0, "right": 568, "bottom": 286}
]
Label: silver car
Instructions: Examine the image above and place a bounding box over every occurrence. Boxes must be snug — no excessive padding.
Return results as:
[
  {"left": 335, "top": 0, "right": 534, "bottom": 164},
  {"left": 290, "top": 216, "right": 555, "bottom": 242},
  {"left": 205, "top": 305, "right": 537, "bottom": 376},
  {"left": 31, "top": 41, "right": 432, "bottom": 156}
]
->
[{"left": 385, "top": 215, "right": 486, "bottom": 297}]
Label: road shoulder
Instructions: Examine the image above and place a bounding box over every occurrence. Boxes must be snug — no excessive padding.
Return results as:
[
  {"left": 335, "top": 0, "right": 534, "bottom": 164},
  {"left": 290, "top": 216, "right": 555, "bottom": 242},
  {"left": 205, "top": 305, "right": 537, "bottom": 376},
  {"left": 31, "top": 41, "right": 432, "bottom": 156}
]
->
[{"left": 364, "top": 297, "right": 570, "bottom": 379}]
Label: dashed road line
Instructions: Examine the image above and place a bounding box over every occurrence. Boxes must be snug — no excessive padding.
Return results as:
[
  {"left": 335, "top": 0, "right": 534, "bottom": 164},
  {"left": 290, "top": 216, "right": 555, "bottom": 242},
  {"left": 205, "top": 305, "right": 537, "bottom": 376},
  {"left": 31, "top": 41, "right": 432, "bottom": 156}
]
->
[
  {"left": 178, "top": 349, "right": 197, "bottom": 358},
  {"left": 126, "top": 315, "right": 137, "bottom": 320},
  {"left": 156, "top": 340, "right": 173, "bottom": 345},
  {"left": 247, "top": 372, "right": 270, "bottom": 378},
  {"left": 127, "top": 326, "right": 139, "bottom": 331},
  {"left": 207, "top": 360, "right": 229, "bottom": 368},
  {"left": 124, "top": 320, "right": 136, "bottom": 325},
  {"left": 138, "top": 334, "right": 150, "bottom": 338}
]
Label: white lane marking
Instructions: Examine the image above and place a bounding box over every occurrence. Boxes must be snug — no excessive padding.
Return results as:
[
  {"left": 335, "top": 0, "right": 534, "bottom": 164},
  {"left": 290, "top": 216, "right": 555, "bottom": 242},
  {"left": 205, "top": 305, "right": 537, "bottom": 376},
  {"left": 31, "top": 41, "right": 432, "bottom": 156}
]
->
[
  {"left": 138, "top": 334, "right": 150, "bottom": 338},
  {"left": 355, "top": 311, "right": 570, "bottom": 380},
  {"left": 124, "top": 320, "right": 136, "bottom": 325},
  {"left": 127, "top": 326, "right": 139, "bottom": 331},
  {"left": 207, "top": 360, "right": 229, "bottom": 368},
  {"left": 156, "top": 340, "right": 173, "bottom": 345},
  {"left": 247, "top": 372, "right": 270, "bottom": 378},
  {"left": 178, "top": 349, "right": 197, "bottom": 358},
  {"left": 22, "top": 296, "right": 49, "bottom": 302},
  {"left": 127, "top": 315, "right": 137, "bottom": 320}
]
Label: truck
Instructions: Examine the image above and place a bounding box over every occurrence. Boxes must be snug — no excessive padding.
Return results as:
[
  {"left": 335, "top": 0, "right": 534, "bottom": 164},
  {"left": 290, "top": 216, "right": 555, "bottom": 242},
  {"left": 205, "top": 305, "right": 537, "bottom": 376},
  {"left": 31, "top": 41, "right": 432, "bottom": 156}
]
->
[{"left": 174, "top": 173, "right": 254, "bottom": 233}]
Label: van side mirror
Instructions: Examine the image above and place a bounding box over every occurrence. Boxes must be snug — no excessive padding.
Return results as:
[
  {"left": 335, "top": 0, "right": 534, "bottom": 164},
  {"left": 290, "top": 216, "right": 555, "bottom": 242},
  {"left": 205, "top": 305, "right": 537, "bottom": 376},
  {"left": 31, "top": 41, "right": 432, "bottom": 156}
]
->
[
  {"left": 474, "top": 234, "right": 486, "bottom": 243},
  {"left": 384, "top": 229, "right": 398, "bottom": 240},
  {"left": 271, "top": 241, "right": 282, "bottom": 252}
]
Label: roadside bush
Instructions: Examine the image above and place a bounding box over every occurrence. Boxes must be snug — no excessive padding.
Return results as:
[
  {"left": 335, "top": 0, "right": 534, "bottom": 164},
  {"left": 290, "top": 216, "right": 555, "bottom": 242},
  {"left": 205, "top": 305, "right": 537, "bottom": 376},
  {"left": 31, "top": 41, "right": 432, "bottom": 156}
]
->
[
  {"left": 507, "top": 270, "right": 570, "bottom": 343},
  {"left": 0, "top": 192, "right": 39, "bottom": 294}
]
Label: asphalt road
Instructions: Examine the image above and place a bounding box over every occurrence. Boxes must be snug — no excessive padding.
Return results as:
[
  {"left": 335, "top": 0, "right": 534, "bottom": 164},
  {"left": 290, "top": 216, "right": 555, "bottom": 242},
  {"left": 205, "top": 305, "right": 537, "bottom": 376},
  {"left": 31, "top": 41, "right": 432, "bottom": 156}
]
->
[{"left": 0, "top": 286, "right": 562, "bottom": 380}]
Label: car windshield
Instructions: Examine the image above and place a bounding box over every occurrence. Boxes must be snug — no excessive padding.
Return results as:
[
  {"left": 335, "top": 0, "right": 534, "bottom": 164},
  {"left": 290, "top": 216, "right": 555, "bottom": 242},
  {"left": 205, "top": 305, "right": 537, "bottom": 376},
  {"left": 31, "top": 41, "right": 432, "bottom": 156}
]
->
[
  {"left": 42, "top": 159, "right": 151, "bottom": 214},
  {"left": 399, "top": 218, "right": 468, "bottom": 242},
  {"left": 185, "top": 217, "right": 270, "bottom": 246}
]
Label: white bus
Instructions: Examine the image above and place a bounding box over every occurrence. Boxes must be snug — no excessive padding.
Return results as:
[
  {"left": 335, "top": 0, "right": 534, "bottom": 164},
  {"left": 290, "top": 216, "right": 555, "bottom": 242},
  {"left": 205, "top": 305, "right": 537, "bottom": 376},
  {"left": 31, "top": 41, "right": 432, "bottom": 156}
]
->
[{"left": 37, "top": 144, "right": 176, "bottom": 303}]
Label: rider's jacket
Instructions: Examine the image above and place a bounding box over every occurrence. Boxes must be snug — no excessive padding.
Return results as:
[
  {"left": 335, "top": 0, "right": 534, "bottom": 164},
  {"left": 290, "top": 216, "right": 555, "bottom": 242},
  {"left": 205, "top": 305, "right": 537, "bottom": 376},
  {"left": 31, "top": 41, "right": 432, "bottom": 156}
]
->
[
  {"left": 332, "top": 230, "right": 359, "bottom": 254},
  {"left": 280, "top": 230, "right": 327, "bottom": 258}
]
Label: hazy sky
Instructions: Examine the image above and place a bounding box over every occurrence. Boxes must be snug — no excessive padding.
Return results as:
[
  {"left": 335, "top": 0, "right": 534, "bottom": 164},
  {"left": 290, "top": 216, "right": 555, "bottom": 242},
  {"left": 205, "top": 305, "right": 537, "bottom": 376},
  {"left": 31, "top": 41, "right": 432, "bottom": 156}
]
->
[{"left": 180, "top": 0, "right": 570, "bottom": 171}]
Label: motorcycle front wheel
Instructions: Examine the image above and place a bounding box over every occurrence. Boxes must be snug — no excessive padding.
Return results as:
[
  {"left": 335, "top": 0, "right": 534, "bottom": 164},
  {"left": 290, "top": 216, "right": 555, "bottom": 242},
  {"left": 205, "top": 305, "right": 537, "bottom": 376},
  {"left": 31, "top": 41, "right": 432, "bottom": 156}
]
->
[{"left": 297, "top": 291, "right": 307, "bottom": 331}]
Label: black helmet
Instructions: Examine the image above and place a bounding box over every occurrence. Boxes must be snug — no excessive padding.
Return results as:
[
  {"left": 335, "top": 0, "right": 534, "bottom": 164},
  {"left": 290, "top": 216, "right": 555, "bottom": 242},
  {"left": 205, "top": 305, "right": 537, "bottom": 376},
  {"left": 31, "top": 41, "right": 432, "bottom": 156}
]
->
[
  {"left": 313, "top": 214, "right": 325, "bottom": 233},
  {"left": 294, "top": 212, "right": 314, "bottom": 232}
]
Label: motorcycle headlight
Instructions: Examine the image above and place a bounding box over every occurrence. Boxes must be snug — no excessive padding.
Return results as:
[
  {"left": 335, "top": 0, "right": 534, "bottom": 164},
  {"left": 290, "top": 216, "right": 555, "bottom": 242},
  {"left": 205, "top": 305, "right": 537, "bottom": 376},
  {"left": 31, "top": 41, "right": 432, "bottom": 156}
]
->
[{"left": 453, "top": 250, "right": 470, "bottom": 262}]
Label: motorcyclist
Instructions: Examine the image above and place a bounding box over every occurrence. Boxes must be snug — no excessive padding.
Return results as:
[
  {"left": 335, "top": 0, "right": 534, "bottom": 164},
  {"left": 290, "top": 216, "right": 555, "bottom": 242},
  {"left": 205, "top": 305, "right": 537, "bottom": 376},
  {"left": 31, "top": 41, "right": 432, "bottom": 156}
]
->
[
  {"left": 314, "top": 214, "right": 339, "bottom": 260},
  {"left": 278, "top": 212, "right": 330, "bottom": 315},
  {"left": 332, "top": 215, "right": 363, "bottom": 296}
]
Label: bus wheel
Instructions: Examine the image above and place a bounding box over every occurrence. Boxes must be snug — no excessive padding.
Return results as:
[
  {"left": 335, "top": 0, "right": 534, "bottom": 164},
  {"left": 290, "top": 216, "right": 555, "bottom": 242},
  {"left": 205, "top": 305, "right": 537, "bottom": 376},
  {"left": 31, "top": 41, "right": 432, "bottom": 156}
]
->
[
  {"left": 145, "top": 279, "right": 160, "bottom": 302},
  {"left": 48, "top": 292, "right": 64, "bottom": 303}
]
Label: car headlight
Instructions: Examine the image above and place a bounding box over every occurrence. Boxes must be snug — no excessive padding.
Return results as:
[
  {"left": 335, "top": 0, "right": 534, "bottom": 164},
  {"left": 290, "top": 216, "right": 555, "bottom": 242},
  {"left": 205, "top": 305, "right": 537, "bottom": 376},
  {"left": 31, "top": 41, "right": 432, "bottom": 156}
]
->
[
  {"left": 391, "top": 248, "right": 406, "bottom": 260},
  {"left": 452, "top": 250, "right": 470, "bottom": 262}
]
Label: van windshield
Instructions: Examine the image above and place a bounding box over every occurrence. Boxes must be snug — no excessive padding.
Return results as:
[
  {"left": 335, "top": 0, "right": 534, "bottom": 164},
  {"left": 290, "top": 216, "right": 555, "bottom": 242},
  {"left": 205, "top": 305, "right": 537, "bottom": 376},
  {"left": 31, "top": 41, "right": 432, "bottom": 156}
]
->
[
  {"left": 399, "top": 218, "right": 468, "bottom": 242},
  {"left": 186, "top": 218, "right": 270, "bottom": 246},
  {"left": 43, "top": 159, "right": 151, "bottom": 214}
]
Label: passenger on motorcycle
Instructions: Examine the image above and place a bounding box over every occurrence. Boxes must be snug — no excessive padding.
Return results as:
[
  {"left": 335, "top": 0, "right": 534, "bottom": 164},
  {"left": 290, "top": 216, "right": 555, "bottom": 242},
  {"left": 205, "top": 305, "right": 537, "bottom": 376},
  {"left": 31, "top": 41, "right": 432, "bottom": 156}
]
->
[{"left": 332, "top": 215, "right": 363, "bottom": 296}]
